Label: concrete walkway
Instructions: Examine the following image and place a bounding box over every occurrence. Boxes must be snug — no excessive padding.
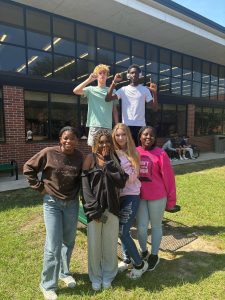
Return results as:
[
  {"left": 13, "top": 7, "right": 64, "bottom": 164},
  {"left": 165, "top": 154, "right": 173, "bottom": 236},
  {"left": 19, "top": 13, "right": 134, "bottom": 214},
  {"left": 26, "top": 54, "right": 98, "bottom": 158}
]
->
[{"left": 0, "top": 152, "right": 225, "bottom": 192}]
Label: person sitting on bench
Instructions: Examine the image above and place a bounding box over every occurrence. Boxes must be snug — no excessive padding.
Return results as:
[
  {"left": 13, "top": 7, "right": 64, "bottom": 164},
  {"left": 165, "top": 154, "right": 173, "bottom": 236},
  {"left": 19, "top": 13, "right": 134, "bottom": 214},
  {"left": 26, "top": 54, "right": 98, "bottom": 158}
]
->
[{"left": 162, "top": 133, "right": 187, "bottom": 161}]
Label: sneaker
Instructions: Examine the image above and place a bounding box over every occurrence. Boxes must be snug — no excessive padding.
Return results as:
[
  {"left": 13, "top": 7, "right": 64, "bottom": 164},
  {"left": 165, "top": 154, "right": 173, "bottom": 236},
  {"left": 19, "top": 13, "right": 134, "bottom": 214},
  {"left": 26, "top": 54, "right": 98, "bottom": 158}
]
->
[
  {"left": 191, "top": 156, "right": 196, "bottom": 159},
  {"left": 183, "top": 156, "right": 188, "bottom": 160},
  {"left": 39, "top": 284, "right": 57, "bottom": 300},
  {"left": 60, "top": 275, "right": 76, "bottom": 288},
  {"left": 92, "top": 282, "right": 101, "bottom": 291},
  {"left": 126, "top": 260, "right": 148, "bottom": 279},
  {"left": 102, "top": 281, "right": 112, "bottom": 289},
  {"left": 141, "top": 250, "right": 149, "bottom": 260},
  {"left": 147, "top": 254, "right": 160, "bottom": 271},
  {"left": 118, "top": 260, "right": 132, "bottom": 273},
  {"left": 179, "top": 156, "right": 183, "bottom": 160}
]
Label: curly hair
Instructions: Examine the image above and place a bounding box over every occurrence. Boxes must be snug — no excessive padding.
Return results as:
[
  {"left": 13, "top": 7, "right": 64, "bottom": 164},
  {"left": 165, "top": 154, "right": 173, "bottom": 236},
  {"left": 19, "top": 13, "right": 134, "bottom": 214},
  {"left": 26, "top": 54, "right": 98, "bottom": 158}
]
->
[
  {"left": 112, "top": 123, "right": 140, "bottom": 170},
  {"left": 93, "top": 64, "right": 110, "bottom": 76},
  {"left": 127, "top": 64, "right": 141, "bottom": 74},
  {"left": 92, "top": 129, "right": 123, "bottom": 172}
]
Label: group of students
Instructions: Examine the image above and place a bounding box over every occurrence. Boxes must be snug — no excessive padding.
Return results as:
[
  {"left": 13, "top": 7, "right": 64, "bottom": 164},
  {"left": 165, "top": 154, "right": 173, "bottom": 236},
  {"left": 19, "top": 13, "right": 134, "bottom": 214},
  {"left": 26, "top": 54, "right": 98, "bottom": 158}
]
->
[
  {"left": 162, "top": 133, "right": 196, "bottom": 161},
  {"left": 23, "top": 64, "right": 177, "bottom": 300}
]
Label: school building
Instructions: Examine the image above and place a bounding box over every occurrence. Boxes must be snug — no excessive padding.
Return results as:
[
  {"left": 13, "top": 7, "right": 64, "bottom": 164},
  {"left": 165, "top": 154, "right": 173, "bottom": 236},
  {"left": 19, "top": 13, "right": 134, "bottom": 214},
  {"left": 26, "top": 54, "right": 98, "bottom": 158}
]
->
[{"left": 0, "top": 0, "right": 225, "bottom": 168}]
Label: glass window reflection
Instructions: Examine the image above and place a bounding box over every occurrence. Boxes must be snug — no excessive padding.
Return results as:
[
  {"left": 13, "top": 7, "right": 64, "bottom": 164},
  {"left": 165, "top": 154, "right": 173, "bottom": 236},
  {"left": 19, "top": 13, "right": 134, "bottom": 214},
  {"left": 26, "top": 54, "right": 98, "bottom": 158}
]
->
[
  {"left": 53, "top": 17, "right": 75, "bottom": 56},
  {"left": 0, "top": 24, "right": 25, "bottom": 46},
  {"left": 26, "top": 9, "right": 51, "bottom": 50},
  {"left": 146, "top": 45, "right": 158, "bottom": 75},
  {"left": 25, "top": 91, "right": 49, "bottom": 141},
  {"left": 50, "top": 93, "right": 78, "bottom": 139},
  {"left": 76, "top": 59, "right": 94, "bottom": 83},
  {"left": 77, "top": 24, "right": 95, "bottom": 60},
  {"left": 54, "top": 55, "right": 75, "bottom": 80},
  {"left": 160, "top": 49, "right": 171, "bottom": 76},
  {"left": 183, "top": 55, "right": 192, "bottom": 80},
  {"left": 27, "top": 49, "right": 52, "bottom": 77},
  {"left": 0, "top": 43, "right": 26, "bottom": 73}
]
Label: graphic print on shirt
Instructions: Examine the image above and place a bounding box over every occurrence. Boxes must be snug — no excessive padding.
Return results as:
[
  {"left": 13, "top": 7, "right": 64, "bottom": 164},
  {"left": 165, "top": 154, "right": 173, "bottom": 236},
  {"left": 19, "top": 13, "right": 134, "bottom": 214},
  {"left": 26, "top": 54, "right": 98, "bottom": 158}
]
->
[{"left": 139, "top": 155, "right": 152, "bottom": 182}]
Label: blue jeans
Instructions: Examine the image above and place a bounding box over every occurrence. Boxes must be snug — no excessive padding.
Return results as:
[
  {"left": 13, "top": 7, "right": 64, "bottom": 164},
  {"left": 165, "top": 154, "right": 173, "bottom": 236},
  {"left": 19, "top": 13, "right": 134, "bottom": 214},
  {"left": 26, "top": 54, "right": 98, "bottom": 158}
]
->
[
  {"left": 40, "top": 194, "right": 79, "bottom": 291},
  {"left": 119, "top": 195, "right": 142, "bottom": 266},
  {"left": 136, "top": 197, "right": 167, "bottom": 255}
]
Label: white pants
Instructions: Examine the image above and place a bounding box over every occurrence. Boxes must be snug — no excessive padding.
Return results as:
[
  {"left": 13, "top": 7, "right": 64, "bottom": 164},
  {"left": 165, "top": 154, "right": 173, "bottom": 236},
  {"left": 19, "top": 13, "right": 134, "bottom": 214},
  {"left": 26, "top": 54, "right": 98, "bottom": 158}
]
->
[
  {"left": 185, "top": 147, "right": 193, "bottom": 158},
  {"left": 87, "top": 210, "right": 119, "bottom": 285}
]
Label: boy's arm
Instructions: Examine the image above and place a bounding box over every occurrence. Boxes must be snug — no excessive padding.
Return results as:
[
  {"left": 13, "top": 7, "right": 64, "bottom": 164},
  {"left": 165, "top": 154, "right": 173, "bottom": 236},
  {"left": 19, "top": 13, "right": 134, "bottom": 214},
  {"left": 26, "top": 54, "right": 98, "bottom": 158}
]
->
[
  {"left": 73, "top": 73, "right": 97, "bottom": 95},
  {"left": 105, "top": 73, "right": 122, "bottom": 102},
  {"left": 112, "top": 103, "right": 119, "bottom": 124},
  {"left": 148, "top": 82, "right": 158, "bottom": 111}
]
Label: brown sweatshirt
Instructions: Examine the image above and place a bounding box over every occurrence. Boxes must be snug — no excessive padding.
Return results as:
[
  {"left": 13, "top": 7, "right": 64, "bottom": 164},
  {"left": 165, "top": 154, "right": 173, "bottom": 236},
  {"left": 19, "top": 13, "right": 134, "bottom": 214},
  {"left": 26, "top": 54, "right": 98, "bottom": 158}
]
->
[{"left": 23, "top": 146, "right": 83, "bottom": 201}]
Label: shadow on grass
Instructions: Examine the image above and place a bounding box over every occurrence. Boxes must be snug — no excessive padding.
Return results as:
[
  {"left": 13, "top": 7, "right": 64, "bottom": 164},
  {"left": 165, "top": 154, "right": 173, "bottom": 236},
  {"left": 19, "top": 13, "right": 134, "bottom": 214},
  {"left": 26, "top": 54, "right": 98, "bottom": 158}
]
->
[
  {"left": 0, "top": 188, "right": 42, "bottom": 211},
  {"left": 56, "top": 251, "right": 225, "bottom": 296},
  {"left": 173, "top": 158, "right": 225, "bottom": 175}
]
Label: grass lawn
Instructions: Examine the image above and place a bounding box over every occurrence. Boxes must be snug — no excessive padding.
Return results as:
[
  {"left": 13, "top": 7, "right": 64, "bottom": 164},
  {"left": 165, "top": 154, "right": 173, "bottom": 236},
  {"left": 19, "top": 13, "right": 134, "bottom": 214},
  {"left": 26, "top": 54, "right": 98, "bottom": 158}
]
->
[{"left": 0, "top": 159, "right": 224, "bottom": 300}]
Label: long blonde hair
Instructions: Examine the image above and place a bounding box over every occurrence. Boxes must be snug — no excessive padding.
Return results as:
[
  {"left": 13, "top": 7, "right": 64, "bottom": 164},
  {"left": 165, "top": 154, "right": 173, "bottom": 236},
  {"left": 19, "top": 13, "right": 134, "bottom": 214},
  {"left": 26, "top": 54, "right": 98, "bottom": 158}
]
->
[{"left": 112, "top": 123, "right": 140, "bottom": 171}]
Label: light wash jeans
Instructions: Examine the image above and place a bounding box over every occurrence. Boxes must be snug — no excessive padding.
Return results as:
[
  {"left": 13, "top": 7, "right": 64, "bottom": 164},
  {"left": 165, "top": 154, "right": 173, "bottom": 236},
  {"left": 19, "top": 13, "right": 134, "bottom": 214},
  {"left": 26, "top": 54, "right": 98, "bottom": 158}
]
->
[
  {"left": 136, "top": 197, "right": 167, "bottom": 255},
  {"left": 87, "top": 210, "right": 119, "bottom": 286},
  {"left": 40, "top": 194, "right": 79, "bottom": 291},
  {"left": 119, "top": 195, "right": 142, "bottom": 265}
]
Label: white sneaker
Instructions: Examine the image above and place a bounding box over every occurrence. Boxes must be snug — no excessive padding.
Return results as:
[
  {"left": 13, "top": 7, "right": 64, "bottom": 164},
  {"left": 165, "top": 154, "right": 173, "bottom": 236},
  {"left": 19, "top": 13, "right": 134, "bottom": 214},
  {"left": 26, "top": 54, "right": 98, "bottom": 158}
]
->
[
  {"left": 183, "top": 156, "right": 188, "bottom": 160},
  {"left": 191, "top": 156, "right": 196, "bottom": 159},
  {"left": 118, "top": 260, "right": 132, "bottom": 273},
  {"left": 40, "top": 284, "right": 57, "bottom": 300},
  {"left": 126, "top": 261, "right": 148, "bottom": 279},
  {"left": 60, "top": 275, "right": 76, "bottom": 288},
  {"left": 92, "top": 282, "right": 101, "bottom": 291},
  {"left": 179, "top": 157, "right": 183, "bottom": 160}
]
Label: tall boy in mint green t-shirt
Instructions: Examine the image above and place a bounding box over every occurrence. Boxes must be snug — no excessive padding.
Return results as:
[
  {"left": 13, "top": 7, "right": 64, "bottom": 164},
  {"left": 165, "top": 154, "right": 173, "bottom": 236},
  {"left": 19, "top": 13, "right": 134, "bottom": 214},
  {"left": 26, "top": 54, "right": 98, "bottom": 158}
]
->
[{"left": 73, "top": 64, "right": 118, "bottom": 146}]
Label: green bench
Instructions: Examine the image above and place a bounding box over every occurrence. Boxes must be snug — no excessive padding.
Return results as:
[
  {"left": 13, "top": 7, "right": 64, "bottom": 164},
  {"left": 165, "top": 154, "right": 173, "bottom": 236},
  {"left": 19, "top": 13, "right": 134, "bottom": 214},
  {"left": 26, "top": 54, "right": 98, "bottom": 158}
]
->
[
  {"left": 78, "top": 204, "right": 87, "bottom": 225},
  {"left": 0, "top": 160, "right": 18, "bottom": 180}
]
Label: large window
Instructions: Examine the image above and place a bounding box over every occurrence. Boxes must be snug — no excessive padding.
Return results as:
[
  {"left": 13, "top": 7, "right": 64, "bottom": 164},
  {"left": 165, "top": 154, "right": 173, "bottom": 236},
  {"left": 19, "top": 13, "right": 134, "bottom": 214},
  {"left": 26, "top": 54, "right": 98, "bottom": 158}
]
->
[
  {"left": 132, "top": 40, "right": 145, "bottom": 80},
  {"left": 0, "top": 43, "right": 26, "bottom": 73},
  {"left": 195, "top": 106, "right": 225, "bottom": 135},
  {"left": 53, "top": 17, "right": 75, "bottom": 57},
  {"left": 145, "top": 104, "right": 186, "bottom": 137},
  {"left": 146, "top": 45, "right": 158, "bottom": 85},
  {"left": 0, "top": 88, "right": 4, "bottom": 142},
  {"left": 25, "top": 91, "right": 48, "bottom": 141},
  {"left": 24, "top": 91, "right": 79, "bottom": 141},
  {"left": 26, "top": 9, "right": 51, "bottom": 51},
  {"left": 0, "top": 1, "right": 25, "bottom": 46},
  {"left": 97, "top": 29, "right": 114, "bottom": 65},
  {"left": 50, "top": 93, "right": 78, "bottom": 139}
]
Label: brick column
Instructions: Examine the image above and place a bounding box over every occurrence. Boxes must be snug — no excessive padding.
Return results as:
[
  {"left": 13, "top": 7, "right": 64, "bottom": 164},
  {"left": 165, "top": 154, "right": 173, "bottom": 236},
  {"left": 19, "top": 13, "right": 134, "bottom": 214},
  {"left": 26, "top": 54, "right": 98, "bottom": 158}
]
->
[
  {"left": 2, "top": 85, "right": 25, "bottom": 163},
  {"left": 187, "top": 104, "right": 195, "bottom": 137}
]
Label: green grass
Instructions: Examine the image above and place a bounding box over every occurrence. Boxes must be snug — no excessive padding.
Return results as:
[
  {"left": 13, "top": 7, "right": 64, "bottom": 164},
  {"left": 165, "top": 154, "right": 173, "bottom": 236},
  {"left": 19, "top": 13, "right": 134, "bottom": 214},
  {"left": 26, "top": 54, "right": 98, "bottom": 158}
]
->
[{"left": 0, "top": 159, "right": 225, "bottom": 300}]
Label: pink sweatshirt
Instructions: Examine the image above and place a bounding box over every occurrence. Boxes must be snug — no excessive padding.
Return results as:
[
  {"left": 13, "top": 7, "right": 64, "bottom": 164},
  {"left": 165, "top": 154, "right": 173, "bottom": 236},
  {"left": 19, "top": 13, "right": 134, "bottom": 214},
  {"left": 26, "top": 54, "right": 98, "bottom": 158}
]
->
[
  {"left": 116, "top": 150, "right": 141, "bottom": 196},
  {"left": 136, "top": 146, "right": 176, "bottom": 209}
]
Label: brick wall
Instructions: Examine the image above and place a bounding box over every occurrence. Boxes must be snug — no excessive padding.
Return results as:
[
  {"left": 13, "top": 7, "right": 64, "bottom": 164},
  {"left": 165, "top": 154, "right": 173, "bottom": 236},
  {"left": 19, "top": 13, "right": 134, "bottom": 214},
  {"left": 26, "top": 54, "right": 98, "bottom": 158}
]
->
[
  {"left": 0, "top": 85, "right": 215, "bottom": 170},
  {"left": 0, "top": 85, "right": 91, "bottom": 170}
]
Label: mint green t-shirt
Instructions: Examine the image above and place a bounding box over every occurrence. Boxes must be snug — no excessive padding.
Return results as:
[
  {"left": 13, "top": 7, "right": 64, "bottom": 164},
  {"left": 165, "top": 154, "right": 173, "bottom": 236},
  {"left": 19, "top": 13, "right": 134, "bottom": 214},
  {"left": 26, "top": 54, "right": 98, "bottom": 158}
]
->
[{"left": 83, "top": 86, "right": 114, "bottom": 128}]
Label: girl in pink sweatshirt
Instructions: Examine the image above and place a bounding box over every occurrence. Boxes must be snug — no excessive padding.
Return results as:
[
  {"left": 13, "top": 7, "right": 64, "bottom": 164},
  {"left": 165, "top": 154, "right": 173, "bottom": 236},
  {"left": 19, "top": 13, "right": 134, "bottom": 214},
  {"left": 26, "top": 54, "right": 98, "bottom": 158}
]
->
[{"left": 136, "top": 126, "right": 177, "bottom": 271}]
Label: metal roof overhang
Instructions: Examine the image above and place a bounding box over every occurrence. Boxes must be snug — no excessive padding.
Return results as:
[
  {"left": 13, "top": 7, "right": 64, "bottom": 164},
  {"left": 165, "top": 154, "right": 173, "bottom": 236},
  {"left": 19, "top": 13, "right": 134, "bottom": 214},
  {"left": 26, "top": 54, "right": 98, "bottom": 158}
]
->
[{"left": 12, "top": 0, "right": 225, "bottom": 66}]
